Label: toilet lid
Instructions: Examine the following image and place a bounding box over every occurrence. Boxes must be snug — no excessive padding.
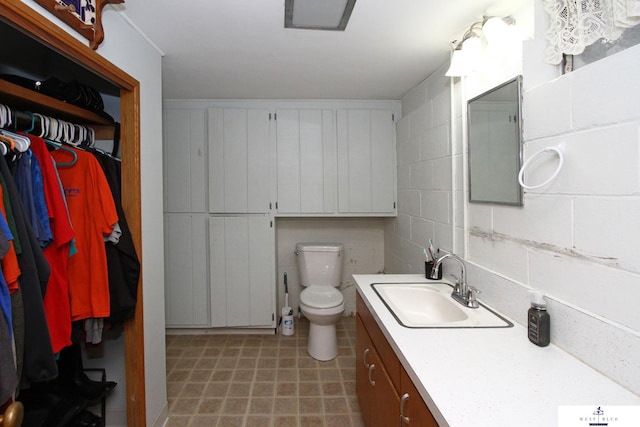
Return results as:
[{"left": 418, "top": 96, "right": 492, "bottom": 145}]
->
[{"left": 300, "top": 286, "right": 344, "bottom": 309}]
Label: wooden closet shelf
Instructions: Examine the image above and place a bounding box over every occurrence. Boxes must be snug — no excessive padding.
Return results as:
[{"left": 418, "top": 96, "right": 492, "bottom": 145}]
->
[{"left": 0, "top": 79, "right": 114, "bottom": 126}]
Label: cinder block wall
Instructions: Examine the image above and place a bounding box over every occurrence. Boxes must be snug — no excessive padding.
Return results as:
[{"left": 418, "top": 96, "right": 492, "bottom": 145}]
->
[{"left": 385, "top": 3, "right": 640, "bottom": 396}]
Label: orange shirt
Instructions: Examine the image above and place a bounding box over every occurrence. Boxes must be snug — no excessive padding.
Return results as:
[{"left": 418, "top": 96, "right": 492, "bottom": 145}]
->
[{"left": 51, "top": 147, "right": 117, "bottom": 321}]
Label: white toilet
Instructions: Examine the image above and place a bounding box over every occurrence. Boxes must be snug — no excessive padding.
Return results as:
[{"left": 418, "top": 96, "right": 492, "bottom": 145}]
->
[{"left": 295, "top": 242, "right": 345, "bottom": 361}]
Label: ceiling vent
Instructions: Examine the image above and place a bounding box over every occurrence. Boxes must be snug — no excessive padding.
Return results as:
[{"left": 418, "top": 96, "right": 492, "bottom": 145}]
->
[{"left": 284, "top": 0, "right": 357, "bottom": 31}]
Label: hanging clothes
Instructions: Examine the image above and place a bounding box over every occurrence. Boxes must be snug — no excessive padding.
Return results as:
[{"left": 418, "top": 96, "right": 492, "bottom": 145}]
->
[
  {"left": 27, "top": 134, "right": 76, "bottom": 353},
  {"left": 14, "top": 152, "right": 52, "bottom": 248},
  {"left": 0, "top": 185, "right": 21, "bottom": 295},
  {"left": 0, "top": 301, "right": 18, "bottom": 406},
  {"left": 50, "top": 147, "right": 117, "bottom": 322},
  {"left": 91, "top": 150, "right": 139, "bottom": 325},
  {"left": 0, "top": 214, "right": 14, "bottom": 336},
  {"left": 0, "top": 154, "right": 55, "bottom": 388}
]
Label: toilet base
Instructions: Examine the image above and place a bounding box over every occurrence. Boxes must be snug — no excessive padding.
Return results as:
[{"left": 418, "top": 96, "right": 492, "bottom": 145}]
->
[{"left": 307, "top": 322, "right": 338, "bottom": 361}]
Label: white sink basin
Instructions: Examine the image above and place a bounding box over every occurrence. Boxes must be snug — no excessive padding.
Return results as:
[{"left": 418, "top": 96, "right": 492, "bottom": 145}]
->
[{"left": 371, "top": 282, "right": 512, "bottom": 328}]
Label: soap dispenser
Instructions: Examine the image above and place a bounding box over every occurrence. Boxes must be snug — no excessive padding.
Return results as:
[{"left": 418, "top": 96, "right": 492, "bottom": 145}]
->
[{"left": 528, "top": 291, "right": 550, "bottom": 347}]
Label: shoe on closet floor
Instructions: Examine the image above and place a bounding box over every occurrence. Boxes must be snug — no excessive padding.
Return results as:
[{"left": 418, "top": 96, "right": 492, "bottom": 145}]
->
[{"left": 72, "top": 409, "right": 104, "bottom": 427}]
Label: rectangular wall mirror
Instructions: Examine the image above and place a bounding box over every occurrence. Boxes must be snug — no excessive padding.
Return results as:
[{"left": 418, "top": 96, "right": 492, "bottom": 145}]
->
[{"left": 467, "top": 75, "right": 523, "bottom": 206}]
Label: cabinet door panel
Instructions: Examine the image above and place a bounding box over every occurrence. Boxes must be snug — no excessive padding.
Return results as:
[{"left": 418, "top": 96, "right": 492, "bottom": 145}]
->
[
  {"left": 337, "top": 109, "right": 396, "bottom": 214},
  {"left": 209, "top": 216, "right": 228, "bottom": 327},
  {"left": 224, "top": 217, "right": 252, "bottom": 326},
  {"left": 370, "top": 109, "right": 396, "bottom": 213},
  {"left": 209, "top": 216, "right": 275, "bottom": 328},
  {"left": 248, "top": 217, "right": 276, "bottom": 326},
  {"left": 401, "top": 367, "right": 438, "bottom": 427},
  {"left": 371, "top": 350, "right": 400, "bottom": 427},
  {"left": 276, "top": 109, "right": 301, "bottom": 213},
  {"left": 208, "top": 109, "right": 270, "bottom": 213},
  {"left": 164, "top": 109, "right": 206, "bottom": 213},
  {"left": 356, "top": 315, "right": 373, "bottom": 427},
  {"left": 276, "top": 109, "right": 335, "bottom": 214},
  {"left": 165, "top": 214, "right": 208, "bottom": 326}
]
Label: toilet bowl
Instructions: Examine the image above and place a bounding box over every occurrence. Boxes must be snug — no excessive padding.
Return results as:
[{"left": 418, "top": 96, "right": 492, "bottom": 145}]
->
[{"left": 295, "top": 243, "right": 345, "bottom": 361}]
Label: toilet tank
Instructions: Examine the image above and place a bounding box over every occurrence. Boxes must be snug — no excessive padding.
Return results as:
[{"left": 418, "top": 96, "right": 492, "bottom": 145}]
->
[{"left": 295, "top": 243, "right": 344, "bottom": 287}]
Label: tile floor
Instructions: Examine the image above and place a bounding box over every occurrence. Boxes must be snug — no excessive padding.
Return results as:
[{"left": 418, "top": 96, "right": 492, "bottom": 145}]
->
[{"left": 165, "top": 316, "right": 365, "bottom": 427}]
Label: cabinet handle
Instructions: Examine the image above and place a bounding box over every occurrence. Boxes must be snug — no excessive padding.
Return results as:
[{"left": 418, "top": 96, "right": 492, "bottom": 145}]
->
[
  {"left": 400, "top": 393, "right": 410, "bottom": 424},
  {"left": 368, "top": 364, "right": 375, "bottom": 386},
  {"left": 363, "top": 348, "right": 371, "bottom": 368}
]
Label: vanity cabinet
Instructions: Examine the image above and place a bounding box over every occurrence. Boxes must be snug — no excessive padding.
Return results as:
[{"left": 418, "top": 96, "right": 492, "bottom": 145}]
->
[
  {"left": 275, "top": 109, "right": 335, "bottom": 215},
  {"left": 356, "top": 292, "right": 438, "bottom": 427}
]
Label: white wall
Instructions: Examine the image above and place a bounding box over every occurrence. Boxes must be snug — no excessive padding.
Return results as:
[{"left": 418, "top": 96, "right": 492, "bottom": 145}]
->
[
  {"left": 20, "top": 2, "right": 168, "bottom": 425},
  {"left": 386, "top": 0, "right": 640, "bottom": 397},
  {"left": 277, "top": 218, "right": 385, "bottom": 317}
]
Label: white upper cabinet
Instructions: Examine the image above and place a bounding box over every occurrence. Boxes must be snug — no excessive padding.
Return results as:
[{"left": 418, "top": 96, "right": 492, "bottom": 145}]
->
[
  {"left": 208, "top": 108, "right": 271, "bottom": 214},
  {"left": 163, "top": 109, "right": 207, "bottom": 213},
  {"left": 276, "top": 109, "right": 335, "bottom": 214},
  {"left": 337, "top": 109, "right": 397, "bottom": 214}
]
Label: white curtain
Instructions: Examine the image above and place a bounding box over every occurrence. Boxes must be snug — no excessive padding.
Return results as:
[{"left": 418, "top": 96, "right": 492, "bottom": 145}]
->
[{"left": 544, "top": 0, "right": 640, "bottom": 64}]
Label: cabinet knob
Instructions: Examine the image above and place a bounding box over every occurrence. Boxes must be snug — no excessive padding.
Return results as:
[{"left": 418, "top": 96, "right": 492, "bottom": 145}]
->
[
  {"left": 400, "top": 393, "right": 410, "bottom": 424},
  {"left": 367, "top": 364, "right": 376, "bottom": 386},
  {"left": 363, "top": 348, "right": 371, "bottom": 368}
]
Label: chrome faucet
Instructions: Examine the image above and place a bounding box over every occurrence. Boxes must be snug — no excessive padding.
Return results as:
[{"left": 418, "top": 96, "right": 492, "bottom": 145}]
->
[{"left": 431, "top": 251, "right": 480, "bottom": 308}]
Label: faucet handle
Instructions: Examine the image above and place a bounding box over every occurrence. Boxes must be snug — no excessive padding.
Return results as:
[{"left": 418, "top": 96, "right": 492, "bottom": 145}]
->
[
  {"left": 450, "top": 274, "right": 462, "bottom": 295},
  {"left": 468, "top": 286, "right": 480, "bottom": 295},
  {"left": 466, "top": 286, "right": 480, "bottom": 308}
]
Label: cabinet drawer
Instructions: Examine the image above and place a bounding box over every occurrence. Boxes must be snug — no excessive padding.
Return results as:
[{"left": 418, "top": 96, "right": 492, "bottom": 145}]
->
[{"left": 356, "top": 291, "right": 400, "bottom": 390}]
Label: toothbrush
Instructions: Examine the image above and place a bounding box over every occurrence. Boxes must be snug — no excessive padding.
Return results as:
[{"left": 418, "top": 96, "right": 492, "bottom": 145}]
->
[{"left": 424, "top": 247, "right": 434, "bottom": 262}]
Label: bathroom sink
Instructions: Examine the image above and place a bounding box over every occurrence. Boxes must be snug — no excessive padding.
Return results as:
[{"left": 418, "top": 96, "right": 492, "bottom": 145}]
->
[{"left": 371, "top": 282, "right": 513, "bottom": 328}]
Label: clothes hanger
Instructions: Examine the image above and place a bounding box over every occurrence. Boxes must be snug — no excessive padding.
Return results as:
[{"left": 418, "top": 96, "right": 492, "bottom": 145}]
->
[
  {"left": 29, "top": 112, "right": 77, "bottom": 166},
  {"left": 47, "top": 139, "right": 78, "bottom": 167},
  {"left": 0, "top": 129, "right": 30, "bottom": 152}
]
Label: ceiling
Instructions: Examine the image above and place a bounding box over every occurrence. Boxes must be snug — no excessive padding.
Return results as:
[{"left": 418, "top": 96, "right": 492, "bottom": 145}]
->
[{"left": 118, "top": 0, "right": 526, "bottom": 100}]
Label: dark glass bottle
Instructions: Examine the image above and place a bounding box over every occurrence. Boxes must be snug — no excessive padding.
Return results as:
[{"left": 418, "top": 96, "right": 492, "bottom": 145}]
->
[{"left": 528, "top": 293, "right": 550, "bottom": 347}]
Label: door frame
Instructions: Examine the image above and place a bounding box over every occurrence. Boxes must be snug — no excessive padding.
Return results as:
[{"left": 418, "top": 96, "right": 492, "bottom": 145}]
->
[{"left": 0, "top": 2, "right": 146, "bottom": 425}]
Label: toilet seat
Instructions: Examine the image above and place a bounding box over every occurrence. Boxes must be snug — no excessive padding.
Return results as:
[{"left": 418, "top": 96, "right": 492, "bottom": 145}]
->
[{"left": 300, "top": 286, "right": 344, "bottom": 309}]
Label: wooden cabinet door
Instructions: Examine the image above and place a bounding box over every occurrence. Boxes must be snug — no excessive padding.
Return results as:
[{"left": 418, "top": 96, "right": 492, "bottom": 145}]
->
[
  {"left": 208, "top": 108, "right": 271, "bottom": 214},
  {"left": 357, "top": 314, "right": 401, "bottom": 427},
  {"left": 276, "top": 109, "right": 335, "bottom": 214},
  {"left": 164, "top": 213, "right": 209, "bottom": 327},
  {"left": 209, "top": 215, "right": 275, "bottom": 327},
  {"left": 371, "top": 350, "right": 400, "bottom": 427},
  {"left": 356, "top": 315, "right": 374, "bottom": 426},
  {"left": 337, "top": 109, "right": 396, "bottom": 215},
  {"left": 400, "top": 367, "right": 438, "bottom": 427},
  {"left": 163, "top": 108, "right": 207, "bottom": 213}
]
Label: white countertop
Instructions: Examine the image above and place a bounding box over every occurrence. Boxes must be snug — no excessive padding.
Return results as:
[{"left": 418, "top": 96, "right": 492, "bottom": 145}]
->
[{"left": 354, "top": 274, "right": 640, "bottom": 427}]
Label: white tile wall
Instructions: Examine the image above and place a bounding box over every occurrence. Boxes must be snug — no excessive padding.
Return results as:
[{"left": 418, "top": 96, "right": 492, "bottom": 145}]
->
[{"left": 385, "top": 2, "right": 640, "bottom": 396}]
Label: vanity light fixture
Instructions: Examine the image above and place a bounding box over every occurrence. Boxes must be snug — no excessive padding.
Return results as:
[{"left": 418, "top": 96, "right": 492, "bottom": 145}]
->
[
  {"left": 284, "top": 0, "right": 357, "bottom": 31},
  {"left": 445, "top": 16, "right": 517, "bottom": 77}
]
